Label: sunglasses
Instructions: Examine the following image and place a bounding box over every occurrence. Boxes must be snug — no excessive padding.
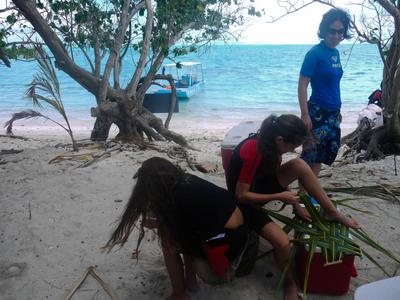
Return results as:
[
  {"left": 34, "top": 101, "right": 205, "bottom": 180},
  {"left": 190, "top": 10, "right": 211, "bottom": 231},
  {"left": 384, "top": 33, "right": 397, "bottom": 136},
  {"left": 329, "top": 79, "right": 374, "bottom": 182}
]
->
[{"left": 327, "top": 28, "right": 345, "bottom": 36}]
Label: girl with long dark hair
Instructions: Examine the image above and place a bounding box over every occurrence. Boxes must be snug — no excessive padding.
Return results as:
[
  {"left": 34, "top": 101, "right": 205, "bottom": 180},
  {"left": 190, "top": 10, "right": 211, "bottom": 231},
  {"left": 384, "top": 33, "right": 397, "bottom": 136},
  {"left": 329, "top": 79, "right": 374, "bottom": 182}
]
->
[
  {"left": 228, "top": 114, "right": 360, "bottom": 300},
  {"left": 104, "top": 157, "right": 247, "bottom": 300}
]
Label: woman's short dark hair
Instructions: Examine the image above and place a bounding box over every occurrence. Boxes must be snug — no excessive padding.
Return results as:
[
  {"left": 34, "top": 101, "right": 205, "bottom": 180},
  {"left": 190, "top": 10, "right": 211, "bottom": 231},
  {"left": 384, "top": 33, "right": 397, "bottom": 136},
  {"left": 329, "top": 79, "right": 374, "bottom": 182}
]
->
[{"left": 318, "top": 8, "right": 352, "bottom": 40}]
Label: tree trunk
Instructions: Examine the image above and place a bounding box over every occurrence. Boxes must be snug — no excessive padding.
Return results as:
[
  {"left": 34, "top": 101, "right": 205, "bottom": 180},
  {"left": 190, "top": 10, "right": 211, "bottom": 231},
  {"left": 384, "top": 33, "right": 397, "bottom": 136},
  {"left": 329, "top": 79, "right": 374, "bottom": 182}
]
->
[
  {"left": 89, "top": 92, "right": 188, "bottom": 146},
  {"left": 90, "top": 112, "right": 113, "bottom": 141}
]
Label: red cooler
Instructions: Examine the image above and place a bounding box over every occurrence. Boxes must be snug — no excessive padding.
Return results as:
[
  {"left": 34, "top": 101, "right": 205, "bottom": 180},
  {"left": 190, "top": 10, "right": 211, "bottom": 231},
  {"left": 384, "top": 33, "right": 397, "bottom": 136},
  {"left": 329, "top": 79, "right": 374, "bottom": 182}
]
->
[
  {"left": 296, "top": 245, "right": 357, "bottom": 295},
  {"left": 221, "top": 121, "right": 261, "bottom": 185}
]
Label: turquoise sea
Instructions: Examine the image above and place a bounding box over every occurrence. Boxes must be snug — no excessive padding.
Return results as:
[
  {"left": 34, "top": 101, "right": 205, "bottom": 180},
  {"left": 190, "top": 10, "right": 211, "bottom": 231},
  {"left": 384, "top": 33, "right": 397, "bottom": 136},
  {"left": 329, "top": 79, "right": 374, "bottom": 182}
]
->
[{"left": 0, "top": 44, "right": 383, "bottom": 131}]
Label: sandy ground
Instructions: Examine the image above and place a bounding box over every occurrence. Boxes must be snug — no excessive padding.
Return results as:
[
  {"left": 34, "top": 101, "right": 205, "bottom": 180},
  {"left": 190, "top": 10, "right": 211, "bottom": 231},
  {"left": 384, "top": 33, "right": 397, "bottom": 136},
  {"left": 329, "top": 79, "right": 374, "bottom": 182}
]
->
[{"left": 1, "top": 122, "right": 400, "bottom": 300}]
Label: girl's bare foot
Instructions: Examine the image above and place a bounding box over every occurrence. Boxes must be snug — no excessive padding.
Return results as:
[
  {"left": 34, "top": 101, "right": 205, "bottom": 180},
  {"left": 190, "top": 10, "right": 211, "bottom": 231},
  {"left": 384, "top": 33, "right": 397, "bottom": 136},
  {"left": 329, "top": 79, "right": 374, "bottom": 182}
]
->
[{"left": 324, "top": 210, "right": 361, "bottom": 229}]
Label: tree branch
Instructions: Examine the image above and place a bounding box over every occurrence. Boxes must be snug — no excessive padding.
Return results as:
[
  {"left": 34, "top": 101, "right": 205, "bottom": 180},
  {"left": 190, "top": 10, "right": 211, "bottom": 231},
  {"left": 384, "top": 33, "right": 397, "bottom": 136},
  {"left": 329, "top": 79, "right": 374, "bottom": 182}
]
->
[
  {"left": 376, "top": 0, "right": 400, "bottom": 19},
  {"left": 12, "top": 0, "right": 99, "bottom": 95},
  {"left": 0, "top": 5, "right": 16, "bottom": 13},
  {"left": 98, "top": 0, "right": 132, "bottom": 104},
  {"left": 126, "top": 0, "right": 153, "bottom": 97}
]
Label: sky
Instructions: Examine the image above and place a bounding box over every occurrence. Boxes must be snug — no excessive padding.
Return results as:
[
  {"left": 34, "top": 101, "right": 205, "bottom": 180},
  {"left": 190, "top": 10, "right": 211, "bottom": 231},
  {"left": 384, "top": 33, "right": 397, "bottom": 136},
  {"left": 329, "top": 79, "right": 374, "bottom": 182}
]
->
[
  {"left": 239, "top": 0, "right": 363, "bottom": 44},
  {"left": 1, "top": 0, "right": 366, "bottom": 45}
]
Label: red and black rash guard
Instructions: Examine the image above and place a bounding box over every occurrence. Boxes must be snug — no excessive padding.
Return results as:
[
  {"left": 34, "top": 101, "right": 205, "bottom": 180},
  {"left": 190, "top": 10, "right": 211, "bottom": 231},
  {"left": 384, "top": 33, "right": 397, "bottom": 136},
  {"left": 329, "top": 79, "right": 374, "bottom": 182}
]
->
[{"left": 227, "top": 135, "right": 282, "bottom": 194}]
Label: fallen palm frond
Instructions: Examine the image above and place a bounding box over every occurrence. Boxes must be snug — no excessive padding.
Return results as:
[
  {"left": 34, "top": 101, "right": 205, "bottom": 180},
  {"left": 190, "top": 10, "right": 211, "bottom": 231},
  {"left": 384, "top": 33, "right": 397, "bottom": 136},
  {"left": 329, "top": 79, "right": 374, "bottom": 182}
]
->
[
  {"left": 258, "top": 192, "right": 400, "bottom": 300},
  {"left": 48, "top": 143, "right": 122, "bottom": 168},
  {"left": 5, "top": 109, "right": 71, "bottom": 135},
  {"left": 4, "top": 45, "right": 78, "bottom": 151},
  {"left": 325, "top": 184, "right": 400, "bottom": 203}
]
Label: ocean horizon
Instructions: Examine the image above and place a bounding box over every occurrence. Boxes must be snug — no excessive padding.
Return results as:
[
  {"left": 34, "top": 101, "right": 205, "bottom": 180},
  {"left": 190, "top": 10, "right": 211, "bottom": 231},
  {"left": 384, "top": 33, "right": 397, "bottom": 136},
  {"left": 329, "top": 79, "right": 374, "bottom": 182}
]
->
[{"left": 0, "top": 43, "right": 383, "bottom": 134}]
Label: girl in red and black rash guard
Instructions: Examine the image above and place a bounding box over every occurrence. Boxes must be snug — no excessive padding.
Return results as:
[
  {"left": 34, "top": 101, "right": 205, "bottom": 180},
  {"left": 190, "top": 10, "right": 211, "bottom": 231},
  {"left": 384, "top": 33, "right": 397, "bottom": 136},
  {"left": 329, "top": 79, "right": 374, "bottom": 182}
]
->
[
  {"left": 104, "top": 157, "right": 247, "bottom": 300},
  {"left": 227, "top": 114, "right": 360, "bottom": 300}
]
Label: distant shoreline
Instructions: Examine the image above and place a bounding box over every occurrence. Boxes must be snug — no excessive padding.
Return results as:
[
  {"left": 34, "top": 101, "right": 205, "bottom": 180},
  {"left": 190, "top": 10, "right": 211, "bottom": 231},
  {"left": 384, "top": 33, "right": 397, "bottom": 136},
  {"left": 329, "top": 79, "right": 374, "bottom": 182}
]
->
[{"left": 3, "top": 110, "right": 358, "bottom": 143}]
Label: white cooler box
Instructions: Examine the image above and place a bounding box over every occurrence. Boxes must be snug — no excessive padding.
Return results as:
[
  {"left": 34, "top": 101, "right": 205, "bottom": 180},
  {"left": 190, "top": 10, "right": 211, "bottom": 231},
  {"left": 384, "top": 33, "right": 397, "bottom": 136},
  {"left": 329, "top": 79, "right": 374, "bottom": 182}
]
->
[{"left": 221, "top": 120, "right": 261, "bottom": 185}]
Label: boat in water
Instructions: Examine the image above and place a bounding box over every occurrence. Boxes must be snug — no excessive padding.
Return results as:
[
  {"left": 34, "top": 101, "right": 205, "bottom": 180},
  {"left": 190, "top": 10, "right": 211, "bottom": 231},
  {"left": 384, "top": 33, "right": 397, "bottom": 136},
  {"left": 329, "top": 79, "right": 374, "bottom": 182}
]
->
[{"left": 151, "top": 61, "right": 204, "bottom": 99}]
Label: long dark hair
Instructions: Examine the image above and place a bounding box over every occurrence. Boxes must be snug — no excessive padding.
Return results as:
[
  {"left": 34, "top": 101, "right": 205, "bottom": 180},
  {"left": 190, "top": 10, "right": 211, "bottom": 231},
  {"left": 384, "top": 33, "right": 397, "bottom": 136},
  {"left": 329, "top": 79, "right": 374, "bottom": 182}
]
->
[
  {"left": 257, "top": 114, "right": 308, "bottom": 171},
  {"left": 103, "top": 157, "right": 185, "bottom": 255},
  {"left": 318, "top": 8, "right": 352, "bottom": 40}
]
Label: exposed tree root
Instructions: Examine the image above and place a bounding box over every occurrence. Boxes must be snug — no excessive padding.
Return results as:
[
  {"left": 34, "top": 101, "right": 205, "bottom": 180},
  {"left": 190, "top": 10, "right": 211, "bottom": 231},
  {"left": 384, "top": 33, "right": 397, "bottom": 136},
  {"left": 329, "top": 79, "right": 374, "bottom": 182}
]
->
[
  {"left": 166, "top": 145, "right": 196, "bottom": 170},
  {"left": 341, "top": 118, "right": 400, "bottom": 162},
  {"left": 48, "top": 139, "right": 198, "bottom": 169},
  {"left": 91, "top": 104, "right": 189, "bottom": 148}
]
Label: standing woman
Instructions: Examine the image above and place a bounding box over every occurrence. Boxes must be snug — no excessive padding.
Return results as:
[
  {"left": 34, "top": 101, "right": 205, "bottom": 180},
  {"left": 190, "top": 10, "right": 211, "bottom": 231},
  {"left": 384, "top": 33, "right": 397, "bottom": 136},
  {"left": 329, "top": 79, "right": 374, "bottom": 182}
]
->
[{"left": 298, "top": 8, "right": 352, "bottom": 175}]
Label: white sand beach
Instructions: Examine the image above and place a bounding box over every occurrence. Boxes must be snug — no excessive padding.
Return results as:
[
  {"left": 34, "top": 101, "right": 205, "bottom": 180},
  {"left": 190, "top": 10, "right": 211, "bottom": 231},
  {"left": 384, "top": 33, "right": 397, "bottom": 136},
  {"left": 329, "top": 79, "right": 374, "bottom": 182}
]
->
[{"left": 1, "top": 118, "right": 400, "bottom": 300}]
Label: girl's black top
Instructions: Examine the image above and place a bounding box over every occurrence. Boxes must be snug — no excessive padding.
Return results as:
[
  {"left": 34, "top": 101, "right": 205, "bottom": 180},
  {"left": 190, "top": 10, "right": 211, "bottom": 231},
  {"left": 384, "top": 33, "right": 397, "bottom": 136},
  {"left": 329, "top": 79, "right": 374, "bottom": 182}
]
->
[{"left": 175, "top": 174, "right": 236, "bottom": 240}]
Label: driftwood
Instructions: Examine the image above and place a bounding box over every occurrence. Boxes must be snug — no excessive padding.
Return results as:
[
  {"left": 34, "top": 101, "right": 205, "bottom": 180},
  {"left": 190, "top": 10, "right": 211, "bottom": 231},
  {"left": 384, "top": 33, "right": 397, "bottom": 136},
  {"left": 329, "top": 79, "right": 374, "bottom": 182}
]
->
[
  {"left": 62, "top": 266, "right": 117, "bottom": 300},
  {"left": 195, "top": 162, "right": 218, "bottom": 173},
  {"left": 0, "top": 149, "right": 24, "bottom": 155},
  {"left": 341, "top": 117, "right": 372, "bottom": 158},
  {"left": 47, "top": 139, "right": 200, "bottom": 170},
  {"left": 0, "top": 134, "right": 29, "bottom": 141}
]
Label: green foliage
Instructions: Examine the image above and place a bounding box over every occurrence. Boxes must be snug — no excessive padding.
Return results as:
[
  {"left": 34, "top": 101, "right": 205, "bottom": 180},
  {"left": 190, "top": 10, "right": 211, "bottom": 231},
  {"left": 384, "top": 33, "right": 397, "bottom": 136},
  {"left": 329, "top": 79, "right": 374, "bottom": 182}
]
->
[
  {"left": 4, "top": 45, "right": 37, "bottom": 60},
  {"left": 5, "top": 0, "right": 261, "bottom": 71},
  {"left": 259, "top": 192, "right": 400, "bottom": 299},
  {"left": 48, "top": 0, "right": 115, "bottom": 50}
]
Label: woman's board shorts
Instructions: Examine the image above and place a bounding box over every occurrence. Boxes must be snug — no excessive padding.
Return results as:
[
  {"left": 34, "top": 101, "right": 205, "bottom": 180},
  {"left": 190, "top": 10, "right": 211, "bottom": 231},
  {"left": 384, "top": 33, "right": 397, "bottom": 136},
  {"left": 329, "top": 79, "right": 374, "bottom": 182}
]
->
[{"left": 300, "top": 101, "right": 341, "bottom": 166}]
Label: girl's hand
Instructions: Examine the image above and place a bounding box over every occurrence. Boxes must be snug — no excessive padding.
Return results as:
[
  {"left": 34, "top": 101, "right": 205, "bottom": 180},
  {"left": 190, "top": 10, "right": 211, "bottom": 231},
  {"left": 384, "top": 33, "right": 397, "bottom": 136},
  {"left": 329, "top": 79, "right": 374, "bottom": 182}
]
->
[
  {"left": 277, "top": 191, "right": 300, "bottom": 205},
  {"left": 293, "top": 204, "right": 312, "bottom": 222}
]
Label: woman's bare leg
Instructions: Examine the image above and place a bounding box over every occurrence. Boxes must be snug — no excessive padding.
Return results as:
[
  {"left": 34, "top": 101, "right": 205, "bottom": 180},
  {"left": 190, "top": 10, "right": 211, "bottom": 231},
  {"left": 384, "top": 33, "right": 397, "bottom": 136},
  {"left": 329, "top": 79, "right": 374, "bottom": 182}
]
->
[
  {"left": 310, "top": 162, "right": 321, "bottom": 176},
  {"left": 277, "top": 158, "right": 360, "bottom": 229},
  {"left": 260, "top": 222, "right": 298, "bottom": 300}
]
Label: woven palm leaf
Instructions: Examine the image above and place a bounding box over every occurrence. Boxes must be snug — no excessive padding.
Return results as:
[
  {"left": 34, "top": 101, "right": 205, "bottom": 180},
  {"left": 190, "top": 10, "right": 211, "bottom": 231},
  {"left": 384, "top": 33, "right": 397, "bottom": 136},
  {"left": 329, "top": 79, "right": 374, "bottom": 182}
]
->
[{"left": 259, "top": 192, "right": 400, "bottom": 300}]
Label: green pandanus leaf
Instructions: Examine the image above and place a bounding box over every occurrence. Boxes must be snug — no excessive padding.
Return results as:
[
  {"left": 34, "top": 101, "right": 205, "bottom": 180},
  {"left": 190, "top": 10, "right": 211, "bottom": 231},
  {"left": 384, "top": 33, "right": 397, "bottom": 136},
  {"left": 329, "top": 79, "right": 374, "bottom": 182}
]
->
[
  {"left": 335, "top": 201, "right": 374, "bottom": 215},
  {"left": 361, "top": 249, "right": 391, "bottom": 277},
  {"left": 258, "top": 207, "right": 321, "bottom": 236},
  {"left": 335, "top": 245, "right": 362, "bottom": 257},
  {"left": 292, "top": 238, "right": 317, "bottom": 244},
  {"left": 282, "top": 224, "right": 293, "bottom": 234},
  {"left": 303, "top": 238, "right": 317, "bottom": 299},
  {"left": 275, "top": 245, "right": 297, "bottom": 300},
  {"left": 256, "top": 190, "right": 400, "bottom": 297},
  {"left": 325, "top": 185, "right": 400, "bottom": 203},
  {"left": 350, "top": 228, "right": 400, "bottom": 264},
  {"left": 323, "top": 222, "right": 337, "bottom": 264},
  {"left": 299, "top": 193, "right": 329, "bottom": 232}
]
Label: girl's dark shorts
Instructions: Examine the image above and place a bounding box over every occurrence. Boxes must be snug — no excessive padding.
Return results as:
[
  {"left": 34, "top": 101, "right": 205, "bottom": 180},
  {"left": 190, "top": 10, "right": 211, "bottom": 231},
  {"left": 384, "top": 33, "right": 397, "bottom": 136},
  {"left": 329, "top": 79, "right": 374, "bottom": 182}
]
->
[{"left": 239, "top": 174, "right": 286, "bottom": 234}]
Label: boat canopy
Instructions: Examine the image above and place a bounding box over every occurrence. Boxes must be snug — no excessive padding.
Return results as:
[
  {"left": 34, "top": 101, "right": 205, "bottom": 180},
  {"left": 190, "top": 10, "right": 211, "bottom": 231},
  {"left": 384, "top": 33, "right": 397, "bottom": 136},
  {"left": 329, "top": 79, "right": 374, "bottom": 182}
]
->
[{"left": 163, "top": 62, "right": 201, "bottom": 67}]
